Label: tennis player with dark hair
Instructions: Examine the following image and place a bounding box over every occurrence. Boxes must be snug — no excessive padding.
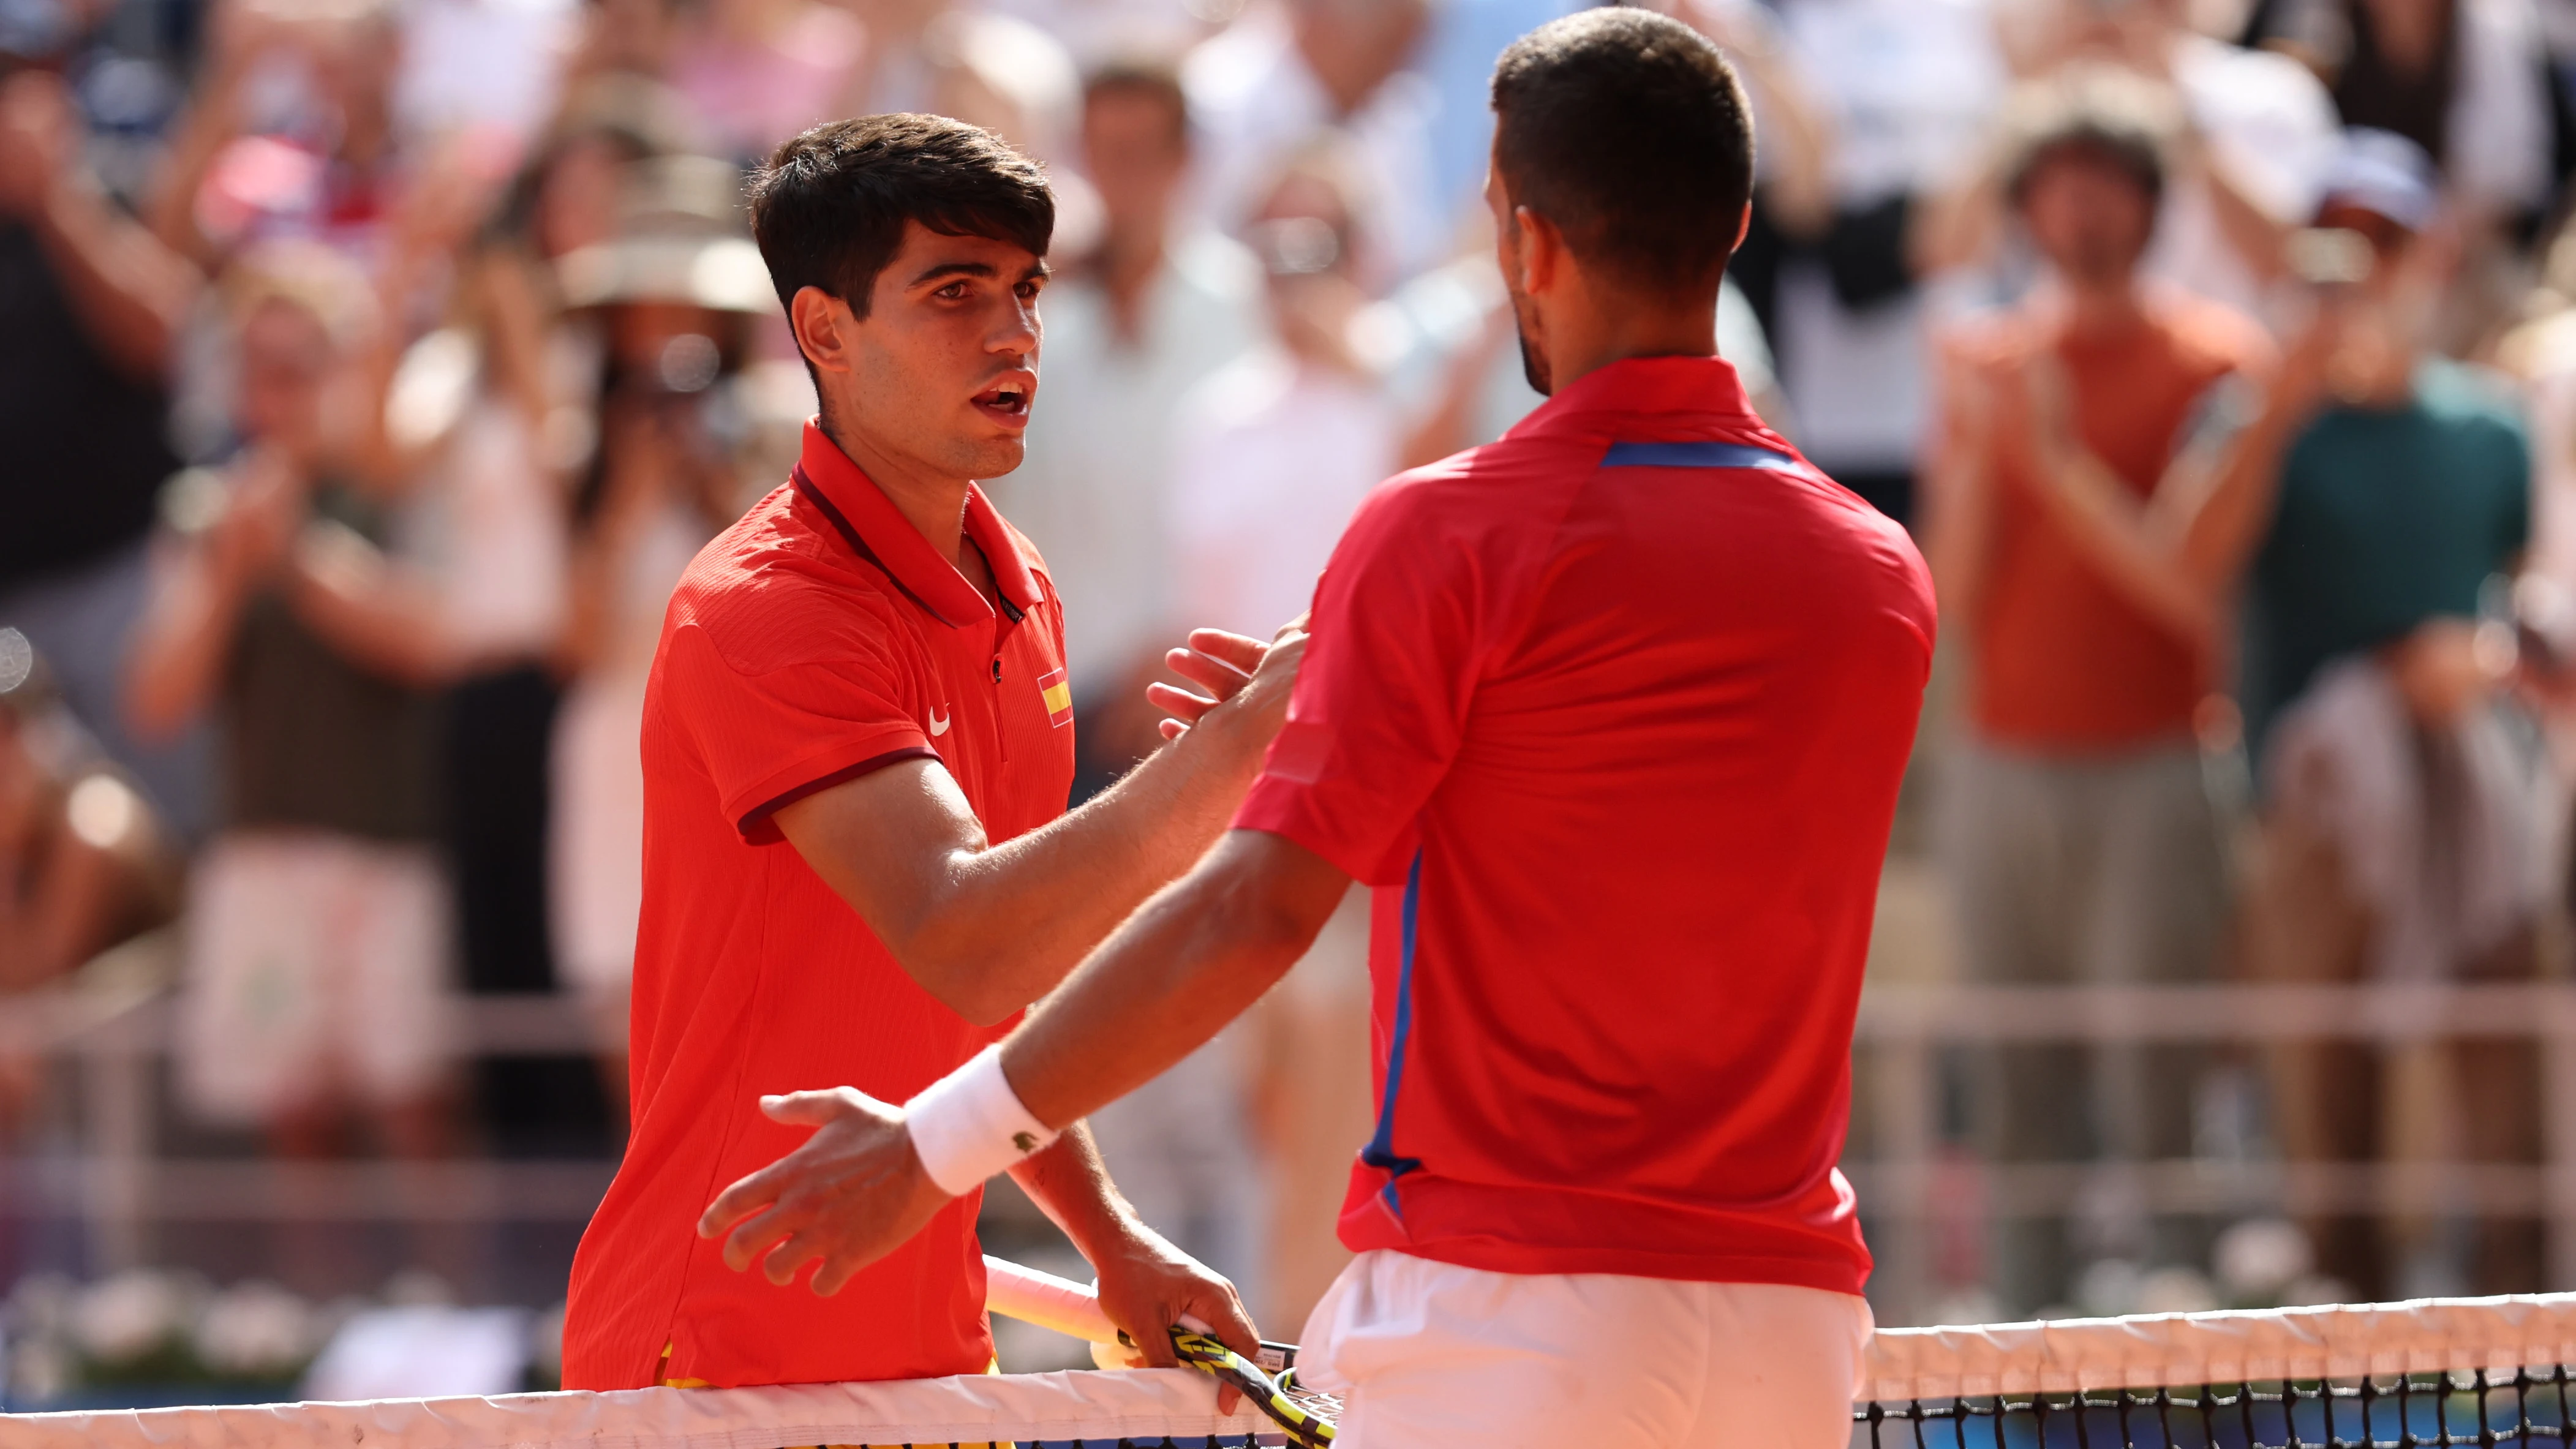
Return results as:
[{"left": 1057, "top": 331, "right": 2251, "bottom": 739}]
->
[
  {"left": 560, "top": 113, "right": 1292, "bottom": 1391},
  {"left": 698, "top": 13, "right": 1935, "bottom": 1443}
]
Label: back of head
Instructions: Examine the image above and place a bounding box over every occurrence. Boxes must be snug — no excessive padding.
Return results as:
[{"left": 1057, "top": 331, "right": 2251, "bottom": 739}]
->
[
  {"left": 1491, "top": 8, "right": 1753, "bottom": 297},
  {"left": 747, "top": 113, "right": 1054, "bottom": 319}
]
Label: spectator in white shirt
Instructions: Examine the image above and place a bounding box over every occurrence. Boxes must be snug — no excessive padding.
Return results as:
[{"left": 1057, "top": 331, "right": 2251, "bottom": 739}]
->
[{"left": 982, "top": 61, "right": 1262, "bottom": 796}]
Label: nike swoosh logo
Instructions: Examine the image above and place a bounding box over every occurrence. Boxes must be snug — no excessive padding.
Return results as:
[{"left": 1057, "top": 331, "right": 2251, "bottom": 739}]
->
[{"left": 928, "top": 709, "right": 951, "bottom": 737}]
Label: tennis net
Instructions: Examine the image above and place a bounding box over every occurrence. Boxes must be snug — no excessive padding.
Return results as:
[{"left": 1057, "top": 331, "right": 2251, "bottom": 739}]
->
[
  {"left": 1858, "top": 1294, "right": 2576, "bottom": 1449},
  {"left": 12, "top": 1292, "right": 2574, "bottom": 1448},
  {"left": 4, "top": 1366, "right": 1299, "bottom": 1447}
]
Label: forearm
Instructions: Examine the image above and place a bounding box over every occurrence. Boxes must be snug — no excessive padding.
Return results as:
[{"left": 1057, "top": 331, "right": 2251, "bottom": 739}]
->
[
  {"left": 2026, "top": 450, "right": 2215, "bottom": 641},
  {"left": 2175, "top": 407, "right": 2302, "bottom": 596},
  {"left": 28, "top": 180, "right": 200, "bottom": 381},
  {"left": 1006, "top": 1123, "right": 1135, "bottom": 1257},
  {"left": 1001, "top": 832, "right": 1328, "bottom": 1132},
  {"left": 284, "top": 536, "right": 470, "bottom": 688},
  {"left": 902, "top": 718, "right": 1270, "bottom": 1020},
  {"left": 124, "top": 549, "right": 247, "bottom": 740}
]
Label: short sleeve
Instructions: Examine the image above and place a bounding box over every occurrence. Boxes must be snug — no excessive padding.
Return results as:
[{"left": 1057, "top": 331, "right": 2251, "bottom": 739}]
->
[
  {"left": 1233, "top": 484, "right": 1500, "bottom": 886},
  {"left": 663, "top": 621, "right": 933, "bottom": 844}
]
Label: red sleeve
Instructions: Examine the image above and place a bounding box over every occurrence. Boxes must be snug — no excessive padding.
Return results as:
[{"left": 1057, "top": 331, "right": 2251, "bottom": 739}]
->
[
  {"left": 1233, "top": 484, "right": 1505, "bottom": 886},
  {"left": 663, "top": 621, "right": 933, "bottom": 844}
]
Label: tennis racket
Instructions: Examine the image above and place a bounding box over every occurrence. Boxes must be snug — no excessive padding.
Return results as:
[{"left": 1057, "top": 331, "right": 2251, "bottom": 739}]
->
[{"left": 983, "top": 1255, "right": 1339, "bottom": 1447}]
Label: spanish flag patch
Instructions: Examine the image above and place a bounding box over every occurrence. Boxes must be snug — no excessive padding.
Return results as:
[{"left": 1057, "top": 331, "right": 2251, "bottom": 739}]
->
[{"left": 1038, "top": 666, "right": 1073, "bottom": 728}]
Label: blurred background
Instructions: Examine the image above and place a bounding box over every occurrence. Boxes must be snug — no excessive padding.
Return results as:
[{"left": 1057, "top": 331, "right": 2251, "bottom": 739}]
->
[{"left": 8, "top": 0, "right": 2576, "bottom": 1409}]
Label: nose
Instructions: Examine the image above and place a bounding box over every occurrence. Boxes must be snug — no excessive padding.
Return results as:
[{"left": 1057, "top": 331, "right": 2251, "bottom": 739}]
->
[{"left": 992, "top": 296, "right": 1040, "bottom": 359}]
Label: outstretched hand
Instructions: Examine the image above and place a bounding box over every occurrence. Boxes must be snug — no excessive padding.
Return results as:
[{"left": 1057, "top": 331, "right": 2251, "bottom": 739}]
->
[
  {"left": 1150, "top": 620, "right": 1308, "bottom": 744},
  {"left": 695, "top": 1088, "right": 952, "bottom": 1297}
]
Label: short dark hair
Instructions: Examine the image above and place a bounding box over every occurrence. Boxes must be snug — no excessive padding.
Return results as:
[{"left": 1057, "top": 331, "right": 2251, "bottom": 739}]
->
[
  {"left": 1491, "top": 8, "right": 1753, "bottom": 295},
  {"left": 747, "top": 113, "right": 1054, "bottom": 318},
  {"left": 1084, "top": 61, "right": 1190, "bottom": 148},
  {"left": 2002, "top": 72, "right": 2172, "bottom": 210}
]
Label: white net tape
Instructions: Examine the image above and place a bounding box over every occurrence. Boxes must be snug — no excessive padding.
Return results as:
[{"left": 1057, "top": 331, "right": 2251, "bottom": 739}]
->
[
  {"left": 2, "top": 1367, "right": 1279, "bottom": 1448},
  {"left": 1861, "top": 1293, "right": 2576, "bottom": 1402}
]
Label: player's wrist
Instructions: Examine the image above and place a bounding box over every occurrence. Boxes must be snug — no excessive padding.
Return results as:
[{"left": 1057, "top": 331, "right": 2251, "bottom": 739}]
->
[{"left": 902, "top": 1044, "right": 1060, "bottom": 1196}]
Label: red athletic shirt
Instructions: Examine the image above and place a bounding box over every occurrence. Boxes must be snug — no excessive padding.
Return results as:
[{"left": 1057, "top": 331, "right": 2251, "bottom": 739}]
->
[
  {"left": 562, "top": 422, "right": 1075, "bottom": 1390},
  {"left": 1235, "top": 356, "right": 1935, "bottom": 1293}
]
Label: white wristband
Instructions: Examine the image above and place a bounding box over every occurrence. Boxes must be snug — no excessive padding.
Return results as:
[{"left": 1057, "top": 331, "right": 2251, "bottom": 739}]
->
[{"left": 904, "top": 1045, "right": 1059, "bottom": 1197}]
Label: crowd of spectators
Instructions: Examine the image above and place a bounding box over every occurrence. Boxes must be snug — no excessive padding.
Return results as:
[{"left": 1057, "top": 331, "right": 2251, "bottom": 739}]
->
[{"left": 11, "top": 0, "right": 2576, "bottom": 1331}]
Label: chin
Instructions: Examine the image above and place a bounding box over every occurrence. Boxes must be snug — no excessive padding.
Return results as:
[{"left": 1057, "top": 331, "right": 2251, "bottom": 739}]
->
[{"left": 966, "top": 437, "right": 1028, "bottom": 481}]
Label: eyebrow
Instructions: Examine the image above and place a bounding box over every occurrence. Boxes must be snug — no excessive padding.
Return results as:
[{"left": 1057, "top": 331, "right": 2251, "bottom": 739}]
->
[{"left": 908, "top": 258, "right": 1054, "bottom": 288}]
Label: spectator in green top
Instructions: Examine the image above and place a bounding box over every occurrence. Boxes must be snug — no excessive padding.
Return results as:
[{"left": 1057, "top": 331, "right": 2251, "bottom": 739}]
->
[{"left": 2214, "top": 129, "right": 2547, "bottom": 1303}]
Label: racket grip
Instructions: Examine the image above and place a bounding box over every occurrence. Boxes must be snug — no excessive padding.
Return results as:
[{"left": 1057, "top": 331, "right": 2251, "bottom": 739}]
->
[{"left": 982, "top": 1255, "right": 1123, "bottom": 1345}]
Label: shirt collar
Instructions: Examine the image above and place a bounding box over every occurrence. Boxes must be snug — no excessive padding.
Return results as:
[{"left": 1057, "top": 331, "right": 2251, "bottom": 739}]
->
[
  {"left": 793, "top": 420, "right": 1043, "bottom": 628},
  {"left": 1503, "top": 354, "right": 1771, "bottom": 445}
]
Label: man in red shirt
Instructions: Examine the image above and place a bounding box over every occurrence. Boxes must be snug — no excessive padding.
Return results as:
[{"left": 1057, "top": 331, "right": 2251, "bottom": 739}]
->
[
  {"left": 696, "top": 14, "right": 1935, "bottom": 1445},
  {"left": 561, "top": 114, "right": 1292, "bottom": 1391}
]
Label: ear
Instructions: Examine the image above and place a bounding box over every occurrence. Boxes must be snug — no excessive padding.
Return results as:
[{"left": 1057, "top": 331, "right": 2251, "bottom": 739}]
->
[
  {"left": 1733, "top": 201, "right": 1751, "bottom": 253},
  {"left": 789, "top": 285, "right": 856, "bottom": 376},
  {"left": 1513, "top": 204, "right": 1563, "bottom": 297}
]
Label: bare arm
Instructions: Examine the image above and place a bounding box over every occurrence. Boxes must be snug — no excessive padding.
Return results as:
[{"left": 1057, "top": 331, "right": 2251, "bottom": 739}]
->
[
  {"left": 696, "top": 829, "right": 1350, "bottom": 1296},
  {"left": 2001, "top": 355, "right": 2222, "bottom": 644},
  {"left": 279, "top": 521, "right": 475, "bottom": 687},
  {"left": 1004, "top": 1123, "right": 1260, "bottom": 1371},
  {"left": 123, "top": 459, "right": 302, "bottom": 741},
  {"left": 1921, "top": 353, "right": 2002, "bottom": 630},
  {"left": 773, "top": 628, "right": 1307, "bottom": 1026},
  {"left": 0, "top": 73, "right": 201, "bottom": 383}
]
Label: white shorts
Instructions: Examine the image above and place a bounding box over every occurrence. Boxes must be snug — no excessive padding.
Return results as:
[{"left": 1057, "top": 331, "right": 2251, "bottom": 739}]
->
[
  {"left": 1297, "top": 1249, "right": 1872, "bottom": 1449},
  {"left": 179, "top": 833, "right": 458, "bottom": 1124}
]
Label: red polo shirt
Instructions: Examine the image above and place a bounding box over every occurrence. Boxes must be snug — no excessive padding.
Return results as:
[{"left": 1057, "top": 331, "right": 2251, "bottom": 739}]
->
[
  {"left": 1236, "top": 355, "right": 1935, "bottom": 1293},
  {"left": 563, "top": 422, "right": 1075, "bottom": 1390}
]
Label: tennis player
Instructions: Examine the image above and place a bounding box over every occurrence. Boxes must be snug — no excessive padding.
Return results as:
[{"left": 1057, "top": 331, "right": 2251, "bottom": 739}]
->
[
  {"left": 560, "top": 115, "right": 1287, "bottom": 1391},
  {"left": 697, "top": 13, "right": 1935, "bottom": 1445}
]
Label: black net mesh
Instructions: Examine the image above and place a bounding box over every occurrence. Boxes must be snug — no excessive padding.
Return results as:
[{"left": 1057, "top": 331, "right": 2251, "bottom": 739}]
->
[{"left": 1857, "top": 1366, "right": 2576, "bottom": 1449}]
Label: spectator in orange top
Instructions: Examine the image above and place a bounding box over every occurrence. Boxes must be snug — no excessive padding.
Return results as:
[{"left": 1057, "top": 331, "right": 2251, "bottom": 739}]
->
[{"left": 1925, "top": 73, "right": 2274, "bottom": 1316}]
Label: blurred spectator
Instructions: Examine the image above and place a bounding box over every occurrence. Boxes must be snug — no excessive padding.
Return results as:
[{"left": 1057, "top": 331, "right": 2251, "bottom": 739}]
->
[
  {"left": 1165, "top": 148, "right": 1386, "bottom": 1330},
  {"left": 667, "top": 0, "right": 862, "bottom": 164},
  {"left": 1968, "top": 0, "right": 2341, "bottom": 323},
  {"left": 549, "top": 154, "right": 774, "bottom": 1123},
  {"left": 984, "top": 61, "right": 1260, "bottom": 792},
  {"left": 0, "top": 64, "right": 208, "bottom": 835},
  {"left": 981, "top": 0, "right": 1224, "bottom": 69},
  {"left": 1926, "top": 77, "right": 2273, "bottom": 1314},
  {"left": 1184, "top": 0, "right": 1443, "bottom": 284},
  {"left": 982, "top": 58, "right": 1267, "bottom": 1314},
  {"left": 1170, "top": 147, "right": 1391, "bottom": 642},
  {"left": 122, "top": 243, "right": 459, "bottom": 1288},
  {"left": 0, "top": 634, "right": 180, "bottom": 997},
  {"left": 146, "top": 0, "right": 410, "bottom": 269},
  {"left": 393, "top": 0, "right": 579, "bottom": 150},
  {"left": 2248, "top": 0, "right": 2553, "bottom": 225},
  {"left": 363, "top": 138, "right": 575, "bottom": 1088},
  {"left": 1752, "top": 0, "right": 2009, "bottom": 526},
  {"left": 2215, "top": 130, "right": 2549, "bottom": 1298}
]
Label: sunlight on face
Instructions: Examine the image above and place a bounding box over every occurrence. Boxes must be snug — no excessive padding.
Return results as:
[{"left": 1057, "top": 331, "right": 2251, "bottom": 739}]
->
[{"left": 832, "top": 222, "right": 1049, "bottom": 483}]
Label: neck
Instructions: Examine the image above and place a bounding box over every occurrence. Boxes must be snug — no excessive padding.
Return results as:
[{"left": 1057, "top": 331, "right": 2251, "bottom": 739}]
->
[
  {"left": 2062, "top": 273, "right": 2147, "bottom": 337},
  {"left": 1097, "top": 217, "right": 1168, "bottom": 331},
  {"left": 1542, "top": 282, "right": 1721, "bottom": 393},
  {"left": 818, "top": 407, "right": 973, "bottom": 562}
]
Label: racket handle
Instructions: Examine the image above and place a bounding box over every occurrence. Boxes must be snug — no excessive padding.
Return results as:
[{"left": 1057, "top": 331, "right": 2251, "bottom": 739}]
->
[{"left": 982, "top": 1255, "right": 1123, "bottom": 1345}]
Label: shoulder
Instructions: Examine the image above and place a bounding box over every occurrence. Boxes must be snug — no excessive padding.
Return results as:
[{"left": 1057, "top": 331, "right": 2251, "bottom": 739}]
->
[
  {"left": 1937, "top": 305, "right": 2049, "bottom": 371},
  {"left": 666, "top": 487, "right": 915, "bottom": 677},
  {"left": 1174, "top": 348, "right": 1300, "bottom": 443},
  {"left": 2155, "top": 292, "right": 2277, "bottom": 378},
  {"left": 2419, "top": 358, "right": 2529, "bottom": 428},
  {"left": 1166, "top": 230, "right": 1263, "bottom": 301}
]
